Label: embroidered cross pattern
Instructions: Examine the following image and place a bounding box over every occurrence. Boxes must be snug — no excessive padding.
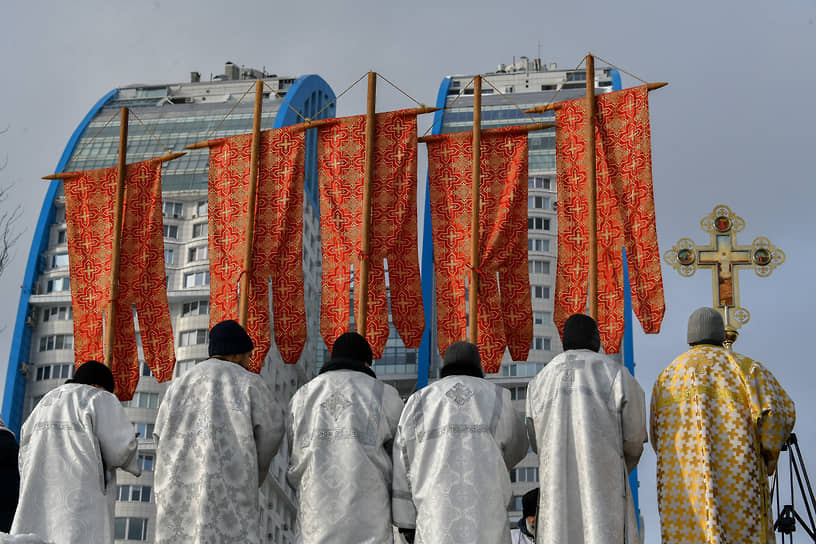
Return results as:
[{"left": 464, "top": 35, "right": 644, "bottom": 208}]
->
[
  {"left": 445, "top": 382, "right": 474, "bottom": 406},
  {"left": 321, "top": 391, "right": 352, "bottom": 420}
]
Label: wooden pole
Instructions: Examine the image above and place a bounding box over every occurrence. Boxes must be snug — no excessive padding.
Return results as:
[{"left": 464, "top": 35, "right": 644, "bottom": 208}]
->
[
  {"left": 523, "top": 82, "right": 668, "bottom": 114},
  {"left": 585, "top": 54, "right": 598, "bottom": 320},
  {"left": 357, "top": 71, "right": 377, "bottom": 337},
  {"left": 417, "top": 122, "right": 553, "bottom": 144},
  {"left": 469, "top": 76, "right": 482, "bottom": 344},
  {"left": 104, "top": 107, "right": 128, "bottom": 368},
  {"left": 238, "top": 80, "right": 264, "bottom": 327}
]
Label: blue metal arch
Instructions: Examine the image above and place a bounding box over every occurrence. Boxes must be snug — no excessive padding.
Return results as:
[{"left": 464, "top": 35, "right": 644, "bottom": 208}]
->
[
  {"left": 417, "top": 77, "right": 452, "bottom": 389},
  {"left": 2, "top": 89, "right": 119, "bottom": 434},
  {"left": 272, "top": 74, "right": 336, "bottom": 216}
]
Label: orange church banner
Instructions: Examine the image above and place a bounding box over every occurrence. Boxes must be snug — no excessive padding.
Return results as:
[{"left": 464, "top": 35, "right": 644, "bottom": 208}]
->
[
  {"left": 426, "top": 126, "right": 533, "bottom": 373},
  {"left": 207, "top": 126, "right": 307, "bottom": 372},
  {"left": 316, "top": 109, "right": 424, "bottom": 359},
  {"left": 554, "top": 85, "right": 664, "bottom": 352},
  {"left": 63, "top": 158, "right": 175, "bottom": 400}
]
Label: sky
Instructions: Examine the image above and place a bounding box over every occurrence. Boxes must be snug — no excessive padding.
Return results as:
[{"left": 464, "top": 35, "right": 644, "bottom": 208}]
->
[{"left": 2, "top": 0, "right": 815, "bottom": 541}]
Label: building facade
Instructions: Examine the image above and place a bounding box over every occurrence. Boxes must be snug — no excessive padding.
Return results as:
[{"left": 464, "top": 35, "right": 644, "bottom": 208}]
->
[{"left": 2, "top": 63, "right": 335, "bottom": 544}]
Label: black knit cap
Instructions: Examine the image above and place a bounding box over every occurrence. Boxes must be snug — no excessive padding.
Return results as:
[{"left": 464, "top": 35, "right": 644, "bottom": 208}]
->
[
  {"left": 331, "top": 332, "right": 373, "bottom": 365},
  {"left": 209, "top": 319, "right": 254, "bottom": 357},
  {"left": 68, "top": 360, "right": 115, "bottom": 393},
  {"left": 522, "top": 487, "right": 539, "bottom": 518},
  {"left": 440, "top": 341, "right": 484, "bottom": 378},
  {"left": 562, "top": 313, "right": 601, "bottom": 352}
]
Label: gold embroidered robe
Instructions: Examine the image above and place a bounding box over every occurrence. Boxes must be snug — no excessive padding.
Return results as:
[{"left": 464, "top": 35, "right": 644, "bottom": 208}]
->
[{"left": 650, "top": 345, "right": 795, "bottom": 544}]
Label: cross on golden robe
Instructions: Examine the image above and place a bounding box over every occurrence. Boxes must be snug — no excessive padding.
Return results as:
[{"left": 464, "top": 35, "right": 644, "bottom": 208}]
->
[{"left": 663, "top": 204, "right": 785, "bottom": 342}]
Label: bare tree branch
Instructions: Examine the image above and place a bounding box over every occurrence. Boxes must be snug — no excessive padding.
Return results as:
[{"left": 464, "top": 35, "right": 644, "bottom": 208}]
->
[{"left": 0, "top": 126, "right": 21, "bottom": 278}]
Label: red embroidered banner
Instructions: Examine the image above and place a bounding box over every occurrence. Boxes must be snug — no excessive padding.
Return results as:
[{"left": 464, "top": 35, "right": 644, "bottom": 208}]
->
[
  {"left": 316, "top": 110, "right": 424, "bottom": 359},
  {"left": 426, "top": 127, "right": 532, "bottom": 373},
  {"left": 63, "top": 159, "right": 175, "bottom": 400},
  {"left": 554, "top": 85, "right": 665, "bottom": 352},
  {"left": 207, "top": 126, "right": 307, "bottom": 372}
]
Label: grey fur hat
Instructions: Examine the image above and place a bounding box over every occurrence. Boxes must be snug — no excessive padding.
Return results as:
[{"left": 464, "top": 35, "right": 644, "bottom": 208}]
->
[{"left": 687, "top": 307, "right": 725, "bottom": 345}]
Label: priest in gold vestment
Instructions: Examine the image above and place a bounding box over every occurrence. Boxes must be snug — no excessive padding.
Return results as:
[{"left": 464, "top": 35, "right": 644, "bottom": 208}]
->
[{"left": 651, "top": 307, "right": 796, "bottom": 544}]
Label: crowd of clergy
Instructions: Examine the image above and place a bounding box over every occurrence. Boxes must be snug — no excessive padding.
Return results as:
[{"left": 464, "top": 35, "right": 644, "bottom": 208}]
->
[{"left": 0, "top": 307, "right": 796, "bottom": 544}]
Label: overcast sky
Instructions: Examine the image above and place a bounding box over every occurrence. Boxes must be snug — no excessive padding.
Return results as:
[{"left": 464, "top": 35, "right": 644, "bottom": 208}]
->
[{"left": 2, "top": 0, "right": 815, "bottom": 540}]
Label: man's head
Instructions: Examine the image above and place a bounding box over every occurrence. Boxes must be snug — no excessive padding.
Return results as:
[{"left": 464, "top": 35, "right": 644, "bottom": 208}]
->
[
  {"left": 67, "top": 360, "right": 115, "bottom": 393},
  {"left": 562, "top": 313, "right": 601, "bottom": 352},
  {"left": 440, "top": 341, "right": 484, "bottom": 378},
  {"left": 209, "top": 320, "right": 254, "bottom": 368},
  {"left": 330, "top": 332, "right": 373, "bottom": 367},
  {"left": 687, "top": 307, "right": 725, "bottom": 346},
  {"left": 522, "top": 487, "right": 539, "bottom": 527}
]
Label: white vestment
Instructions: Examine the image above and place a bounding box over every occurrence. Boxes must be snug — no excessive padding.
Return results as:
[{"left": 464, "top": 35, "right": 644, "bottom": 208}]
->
[
  {"left": 153, "top": 358, "right": 284, "bottom": 543},
  {"left": 11, "top": 384, "right": 140, "bottom": 544},
  {"left": 392, "top": 375, "right": 528, "bottom": 544},
  {"left": 287, "top": 368, "right": 403, "bottom": 543},
  {"left": 526, "top": 349, "right": 647, "bottom": 544}
]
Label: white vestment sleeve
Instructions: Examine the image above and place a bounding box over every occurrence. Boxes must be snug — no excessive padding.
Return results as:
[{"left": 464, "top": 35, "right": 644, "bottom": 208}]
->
[
  {"left": 391, "top": 401, "right": 417, "bottom": 529},
  {"left": 93, "top": 391, "right": 141, "bottom": 476},
  {"left": 496, "top": 387, "right": 528, "bottom": 469},
  {"left": 618, "top": 369, "right": 648, "bottom": 473},
  {"left": 525, "top": 382, "right": 537, "bottom": 454},
  {"left": 251, "top": 380, "right": 285, "bottom": 486}
]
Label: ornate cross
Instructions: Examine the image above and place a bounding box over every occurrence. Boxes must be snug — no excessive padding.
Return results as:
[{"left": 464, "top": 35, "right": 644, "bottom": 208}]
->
[{"left": 664, "top": 204, "right": 785, "bottom": 343}]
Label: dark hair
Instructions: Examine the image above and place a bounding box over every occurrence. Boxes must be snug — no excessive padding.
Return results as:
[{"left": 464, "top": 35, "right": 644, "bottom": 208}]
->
[{"left": 68, "top": 360, "right": 115, "bottom": 393}]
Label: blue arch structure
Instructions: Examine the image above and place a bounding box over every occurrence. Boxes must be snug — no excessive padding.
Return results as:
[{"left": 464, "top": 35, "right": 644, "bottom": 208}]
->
[
  {"left": 2, "top": 75, "right": 336, "bottom": 435},
  {"left": 2, "top": 89, "right": 119, "bottom": 433}
]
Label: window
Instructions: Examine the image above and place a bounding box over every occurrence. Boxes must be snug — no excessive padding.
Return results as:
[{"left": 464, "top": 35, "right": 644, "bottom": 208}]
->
[
  {"left": 163, "top": 225, "right": 178, "bottom": 240},
  {"left": 196, "top": 200, "right": 208, "bottom": 216},
  {"left": 532, "top": 286, "right": 550, "bottom": 299},
  {"left": 138, "top": 454, "right": 154, "bottom": 472},
  {"left": 163, "top": 201, "right": 183, "bottom": 218},
  {"left": 528, "top": 238, "right": 550, "bottom": 253},
  {"left": 192, "top": 222, "right": 207, "bottom": 238},
  {"left": 57, "top": 229, "right": 67, "bottom": 244},
  {"left": 116, "top": 485, "right": 152, "bottom": 502},
  {"left": 184, "top": 271, "right": 210, "bottom": 288},
  {"left": 181, "top": 300, "right": 209, "bottom": 317},
  {"left": 164, "top": 248, "right": 175, "bottom": 265},
  {"left": 532, "top": 336, "right": 552, "bottom": 351},
  {"left": 527, "top": 217, "right": 550, "bottom": 231},
  {"left": 39, "top": 334, "right": 73, "bottom": 352},
  {"left": 36, "top": 364, "right": 72, "bottom": 381},
  {"left": 133, "top": 422, "right": 154, "bottom": 439},
  {"left": 179, "top": 329, "right": 208, "bottom": 346},
  {"left": 114, "top": 517, "right": 148, "bottom": 541},
  {"left": 175, "top": 359, "right": 202, "bottom": 377},
  {"left": 50, "top": 253, "right": 70, "bottom": 268},
  {"left": 42, "top": 305, "right": 72, "bottom": 322},
  {"left": 529, "top": 176, "right": 551, "bottom": 190},
  {"left": 508, "top": 386, "right": 527, "bottom": 401},
  {"left": 529, "top": 259, "right": 550, "bottom": 275},
  {"left": 122, "top": 392, "right": 159, "bottom": 409},
  {"left": 528, "top": 195, "right": 550, "bottom": 209},
  {"left": 46, "top": 277, "right": 70, "bottom": 293},
  {"left": 510, "top": 466, "right": 539, "bottom": 483},
  {"left": 533, "top": 311, "right": 551, "bottom": 325},
  {"left": 188, "top": 246, "right": 208, "bottom": 262},
  {"left": 140, "top": 362, "right": 153, "bottom": 377}
]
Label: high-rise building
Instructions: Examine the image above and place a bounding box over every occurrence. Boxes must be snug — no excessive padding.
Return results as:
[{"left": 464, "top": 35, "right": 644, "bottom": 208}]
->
[
  {"left": 2, "top": 63, "right": 335, "bottom": 543},
  {"left": 418, "top": 57, "right": 636, "bottom": 522}
]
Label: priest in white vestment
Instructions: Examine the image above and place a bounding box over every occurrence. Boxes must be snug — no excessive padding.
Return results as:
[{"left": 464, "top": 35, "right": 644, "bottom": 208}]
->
[
  {"left": 11, "top": 361, "right": 140, "bottom": 544},
  {"left": 526, "top": 313, "right": 647, "bottom": 544},
  {"left": 154, "top": 320, "right": 284, "bottom": 543},
  {"left": 392, "top": 342, "right": 528, "bottom": 544},
  {"left": 287, "top": 332, "right": 403, "bottom": 543}
]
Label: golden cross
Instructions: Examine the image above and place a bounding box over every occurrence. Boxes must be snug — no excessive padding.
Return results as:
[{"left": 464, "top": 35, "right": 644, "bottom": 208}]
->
[{"left": 663, "top": 204, "right": 785, "bottom": 341}]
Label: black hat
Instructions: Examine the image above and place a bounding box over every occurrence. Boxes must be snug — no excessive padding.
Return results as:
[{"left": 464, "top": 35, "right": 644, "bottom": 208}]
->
[
  {"left": 522, "top": 488, "right": 539, "bottom": 518},
  {"left": 440, "top": 341, "right": 484, "bottom": 378},
  {"left": 331, "top": 332, "right": 373, "bottom": 365},
  {"left": 209, "top": 320, "right": 254, "bottom": 357},
  {"left": 562, "top": 313, "right": 601, "bottom": 352},
  {"left": 68, "top": 360, "right": 115, "bottom": 393}
]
